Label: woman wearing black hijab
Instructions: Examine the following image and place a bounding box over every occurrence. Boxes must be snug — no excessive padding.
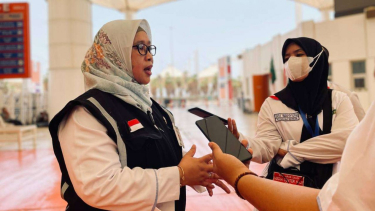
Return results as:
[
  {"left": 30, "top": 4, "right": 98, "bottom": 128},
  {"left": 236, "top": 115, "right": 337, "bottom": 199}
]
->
[
  {"left": 228, "top": 37, "right": 358, "bottom": 189},
  {"left": 281, "top": 37, "right": 329, "bottom": 117}
]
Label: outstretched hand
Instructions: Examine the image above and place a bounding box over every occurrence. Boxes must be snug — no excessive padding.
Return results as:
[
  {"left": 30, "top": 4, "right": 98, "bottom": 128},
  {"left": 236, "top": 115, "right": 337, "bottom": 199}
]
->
[
  {"left": 204, "top": 172, "right": 231, "bottom": 197},
  {"left": 179, "top": 145, "right": 231, "bottom": 196},
  {"left": 240, "top": 140, "right": 253, "bottom": 168},
  {"left": 209, "top": 142, "right": 251, "bottom": 187},
  {"left": 179, "top": 145, "right": 213, "bottom": 187}
]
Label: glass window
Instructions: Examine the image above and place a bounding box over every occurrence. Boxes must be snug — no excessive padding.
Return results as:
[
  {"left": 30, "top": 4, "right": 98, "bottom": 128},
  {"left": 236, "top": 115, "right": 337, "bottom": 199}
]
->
[
  {"left": 352, "top": 61, "right": 366, "bottom": 74},
  {"left": 351, "top": 60, "right": 366, "bottom": 90},
  {"left": 328, "top": 63, "right": 332, "bottom": 81},
  {"left": 328, "top": 63, "right": 332, "bottom": 76},
  {"left": 354, "top": 78, "right": 365, "bottom": 89}
]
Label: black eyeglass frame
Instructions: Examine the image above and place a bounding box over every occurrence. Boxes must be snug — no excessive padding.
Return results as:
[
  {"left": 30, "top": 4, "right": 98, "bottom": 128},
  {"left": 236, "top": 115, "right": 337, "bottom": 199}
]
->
[{"left": 132, "top": 44, "right": 157, "bottom": 56}]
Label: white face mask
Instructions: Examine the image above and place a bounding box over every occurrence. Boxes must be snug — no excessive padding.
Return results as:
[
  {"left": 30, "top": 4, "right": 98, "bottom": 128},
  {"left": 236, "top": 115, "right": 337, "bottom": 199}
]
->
[{"left": 284, "top": 49, "right": 324, "bottom": 81}]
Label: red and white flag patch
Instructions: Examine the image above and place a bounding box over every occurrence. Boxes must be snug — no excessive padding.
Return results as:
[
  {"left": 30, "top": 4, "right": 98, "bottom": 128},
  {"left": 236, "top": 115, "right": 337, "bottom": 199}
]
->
[{"left": 128, "top": 119, "right": 144, "bottom": 132}]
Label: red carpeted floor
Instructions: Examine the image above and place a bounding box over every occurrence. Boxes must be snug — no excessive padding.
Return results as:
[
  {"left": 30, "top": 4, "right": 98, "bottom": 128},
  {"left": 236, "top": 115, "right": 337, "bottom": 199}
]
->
[{"left": 0, "top": 148, "right": 266, "bottom": 211}]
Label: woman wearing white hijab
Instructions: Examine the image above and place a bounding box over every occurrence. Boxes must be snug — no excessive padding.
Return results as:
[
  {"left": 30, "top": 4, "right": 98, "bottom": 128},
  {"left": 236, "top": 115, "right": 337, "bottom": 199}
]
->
[
  {"left": 49, "top": 19, "right": 229, "bottom": 211},
  {"left": 209, "top": 100, "right": 375, "bottom": 210}
]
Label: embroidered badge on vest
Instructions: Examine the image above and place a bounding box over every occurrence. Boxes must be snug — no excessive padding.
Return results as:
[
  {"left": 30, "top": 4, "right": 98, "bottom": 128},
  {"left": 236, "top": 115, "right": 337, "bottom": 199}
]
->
[
  {"left": 274, "top": 112, "right": 300, "bottom": 122},
  {"left": 128, "top": 119, "right": 144, "bottom": 132}
]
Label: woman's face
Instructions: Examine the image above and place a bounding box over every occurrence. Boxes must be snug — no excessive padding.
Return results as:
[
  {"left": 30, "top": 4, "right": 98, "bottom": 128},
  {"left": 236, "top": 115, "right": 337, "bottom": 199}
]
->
[
  {"left": 284, "top": 42, "right": 307, "bottom": 62},
  {"left": 131, "top": 31, "right": 153, "bottom": 85},
  {"left": 284, "top": 42, "right": 308, "bottom": 82}
]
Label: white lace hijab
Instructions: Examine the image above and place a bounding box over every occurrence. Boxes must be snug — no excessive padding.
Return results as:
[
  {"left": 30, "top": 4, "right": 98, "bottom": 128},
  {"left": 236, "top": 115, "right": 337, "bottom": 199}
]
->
[{"left": 82, "top": 19, "right": 152, "bottom": 113}]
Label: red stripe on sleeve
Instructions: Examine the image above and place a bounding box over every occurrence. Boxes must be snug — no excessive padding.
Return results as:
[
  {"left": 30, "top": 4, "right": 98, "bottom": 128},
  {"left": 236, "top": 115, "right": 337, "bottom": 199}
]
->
[{"left": 270, "top": 95, "right": 279, "bottom": 100}]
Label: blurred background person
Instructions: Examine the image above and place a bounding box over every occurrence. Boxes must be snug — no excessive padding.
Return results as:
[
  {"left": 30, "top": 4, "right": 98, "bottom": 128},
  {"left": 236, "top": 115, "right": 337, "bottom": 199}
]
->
[{"left": 1, "top": 107, "right": 22, "bottom": 125}]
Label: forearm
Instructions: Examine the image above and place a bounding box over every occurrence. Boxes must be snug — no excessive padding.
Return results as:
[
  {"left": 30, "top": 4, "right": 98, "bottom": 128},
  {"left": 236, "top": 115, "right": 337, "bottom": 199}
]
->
[
  {"left": 250, "top": 137, "right": 280, "bottom": 164},
  {"left": 237, "top": 175, "right": 320, "bottom": 211},
  {"left": 283, "top": 126, "right": 354, "bottom": 166},
  {"left": 282, "top": 97, "right": 358, "bottom": 167},
  {"left": 250, "top": 100, "right": 283, "bottom": 164},
  {"left": 72, "top": 166, "right": 180, "bottom": 210}
]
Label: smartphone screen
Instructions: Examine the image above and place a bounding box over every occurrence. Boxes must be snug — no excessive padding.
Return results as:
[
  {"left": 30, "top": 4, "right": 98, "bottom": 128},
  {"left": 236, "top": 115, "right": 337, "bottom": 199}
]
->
[
  {"left": 188, "top": 107, "right": 228, "bottom": 125},
  {"left": 196, "top": 116, "right": 252, "bottom": 162}
]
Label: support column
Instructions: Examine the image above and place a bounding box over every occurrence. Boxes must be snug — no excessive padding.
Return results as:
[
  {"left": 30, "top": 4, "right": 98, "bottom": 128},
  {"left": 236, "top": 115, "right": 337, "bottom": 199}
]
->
[
  {"left": 47, "top": 0, "right": 92, "bottom": 118},
  {"left": 295, "top": 2, "right": 302, "bottom": 27},
  {"left": 320, "top": 8, "right": 331, "bottom": 22},
  {"left": 124, "top": 10, "right": 136, "bottom": 20}
]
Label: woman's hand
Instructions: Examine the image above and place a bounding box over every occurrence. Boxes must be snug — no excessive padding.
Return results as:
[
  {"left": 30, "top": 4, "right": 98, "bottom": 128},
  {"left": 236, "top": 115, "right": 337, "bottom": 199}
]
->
[
  {"left": 178, "top": 145, "right": 231, "bottom": 196},
  {"left": 240, "top": 140, "right": 253, "bottom": 169},
  {"left": 178, "top": 145, "right": 213, "bottom": 187},
  {"left": 204, "top": 172, "right": 231, "bottom": 197},
  {"left": 228, "top": 118, "right": 240, "bottom": 139},
  {"left": 208, "top": 142, "right": 252, "bottom": 187},
  {"left": 228, "top": 118, "right": 253, "bottom": 168},
  {"left": 277, "top": 148, "right": 288, "bottom": 157}
]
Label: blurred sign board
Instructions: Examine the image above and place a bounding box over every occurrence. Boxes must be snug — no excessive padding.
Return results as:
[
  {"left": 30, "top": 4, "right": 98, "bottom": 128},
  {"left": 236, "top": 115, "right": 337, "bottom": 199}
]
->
[
  {"left": 335, "top": 0, "right": 375, "bottom": 18},
  {"left": 0, "top": 3, "right": 30, "bottom": 79},
  {"left": 218, "top": 56, "right": 232, "bottom": 100}
]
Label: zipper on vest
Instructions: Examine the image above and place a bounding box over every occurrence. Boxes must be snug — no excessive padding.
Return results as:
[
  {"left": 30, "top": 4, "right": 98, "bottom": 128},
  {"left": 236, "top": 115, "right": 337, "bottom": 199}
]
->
[{"left": 148, "top": 111, "right": 164, "bottom": 132}]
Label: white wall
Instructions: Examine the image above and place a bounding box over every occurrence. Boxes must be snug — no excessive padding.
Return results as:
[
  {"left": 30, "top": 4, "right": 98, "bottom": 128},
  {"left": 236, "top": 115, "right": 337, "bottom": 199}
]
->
[
  {"left": 270, "top": 35, "right": 283, "bottom": 92},
  {"left": 315, "top": 14, "right": 367, "bottom": 61},
  {"left": 315, "top": 14, "right": 375, "bottom": 110},
  {"left": 366, "top": 17, "right": 375, "bottom": 108},
  {"left": 332, "top": 61, "right": 351, "bottom": 90}
]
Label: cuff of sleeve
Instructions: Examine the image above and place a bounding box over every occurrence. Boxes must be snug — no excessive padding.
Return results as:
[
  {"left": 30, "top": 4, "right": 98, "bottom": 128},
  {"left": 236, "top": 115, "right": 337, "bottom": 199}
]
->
[
  {"left": 156, "top": 166, "right": 181, "bottom": 203},
  {"left": 317, "top": 173, "right": 340, "bottom": 211},
  {"left": 317, "top": 196, "right": 323, "bottom": 211},
  {"left": 192, "top": 185, "right": 206, "bottom": 193},
  {"left": 279, "top": 152, "right": 303, "bottom": 169},
  {"left": 279, "top": 141, "right": 288, "bottom": 151}
]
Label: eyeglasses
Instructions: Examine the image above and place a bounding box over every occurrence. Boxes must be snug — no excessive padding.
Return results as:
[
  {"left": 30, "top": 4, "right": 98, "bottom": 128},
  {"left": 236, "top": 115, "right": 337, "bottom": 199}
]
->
[{"left": 132, "top": 44, "right": 156, "bottom": 56}]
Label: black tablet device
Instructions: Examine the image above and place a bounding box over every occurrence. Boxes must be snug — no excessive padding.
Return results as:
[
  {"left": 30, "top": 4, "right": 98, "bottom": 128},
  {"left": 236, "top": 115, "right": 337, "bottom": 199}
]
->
[
  {"left": 196, "top": 116, "right": 252, "bottom": 162},
  {"left": 188, "top": 107, "right": 228, "bottom": 125}
]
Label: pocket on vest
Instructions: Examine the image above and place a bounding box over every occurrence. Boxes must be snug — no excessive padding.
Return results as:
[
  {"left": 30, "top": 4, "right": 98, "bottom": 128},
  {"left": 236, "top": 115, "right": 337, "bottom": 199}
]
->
[{"left": 125, "top": 133, "right": 162, "bottom": 151}]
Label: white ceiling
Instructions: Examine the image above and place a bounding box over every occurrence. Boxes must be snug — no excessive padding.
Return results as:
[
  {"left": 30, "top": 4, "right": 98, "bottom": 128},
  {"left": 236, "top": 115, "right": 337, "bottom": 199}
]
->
[
  {"left": 290, "top": 0, "right": 334, "bottom": 10},
  {"left": 90, "top": 0, "right": 177, "bottom": 12}
]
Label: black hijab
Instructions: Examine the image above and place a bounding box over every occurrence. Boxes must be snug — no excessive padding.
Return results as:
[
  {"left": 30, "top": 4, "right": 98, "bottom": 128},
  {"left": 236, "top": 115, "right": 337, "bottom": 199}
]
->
[{"left": 281, "top": 37, "right": 329, "bottom": 116}]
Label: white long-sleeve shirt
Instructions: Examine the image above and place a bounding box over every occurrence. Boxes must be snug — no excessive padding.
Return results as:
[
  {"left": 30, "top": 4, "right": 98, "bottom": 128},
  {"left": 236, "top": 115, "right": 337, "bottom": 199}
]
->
[
  {"left": 59, "top": 106, "right": 180, "bottom": 211},
  {"left": 242, "top": 90, "right": 358, "bottom": 173},
  {"left": 317, "top": 100, "right": 375, "bottom": 210}
]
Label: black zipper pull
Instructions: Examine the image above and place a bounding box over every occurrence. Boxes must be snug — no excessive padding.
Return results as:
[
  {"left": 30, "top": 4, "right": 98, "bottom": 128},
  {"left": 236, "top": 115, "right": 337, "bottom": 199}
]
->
[
  {"left": 148, "top": 110, "right": 164, "bottom": 132},
  {"left": 147, "top": 111, "right": 155, "bottom": 125}
]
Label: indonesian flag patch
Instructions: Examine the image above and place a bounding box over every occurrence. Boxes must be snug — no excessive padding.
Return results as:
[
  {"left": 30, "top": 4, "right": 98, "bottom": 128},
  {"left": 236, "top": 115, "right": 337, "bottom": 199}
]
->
[{"left": 127, "top": 119, "right": 144, "bottom": 132}]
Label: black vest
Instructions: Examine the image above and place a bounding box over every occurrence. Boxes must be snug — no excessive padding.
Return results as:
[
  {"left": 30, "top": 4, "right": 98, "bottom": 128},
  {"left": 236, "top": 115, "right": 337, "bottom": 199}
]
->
[
  {"left": 49, "top": 89, "right": 186, "bottom": 211},
  {"left": 266, "top": 88, "right": 333, "bottom": 189}
]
